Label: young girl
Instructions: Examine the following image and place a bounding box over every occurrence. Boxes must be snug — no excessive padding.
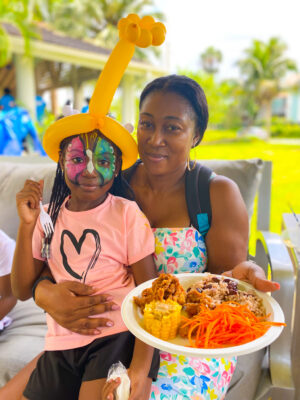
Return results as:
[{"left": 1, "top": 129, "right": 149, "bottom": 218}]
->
[
  {"left": 12, "top": 128, "right": 159, "bottom": 400},
  {"left": 11, "top": 13, "right": 166, "bottom": 400}
]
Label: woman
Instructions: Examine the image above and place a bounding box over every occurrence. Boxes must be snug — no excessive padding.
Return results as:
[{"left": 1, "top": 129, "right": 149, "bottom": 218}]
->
[{"left": 0, "top": 75, "right": 279, "bottom": 400}]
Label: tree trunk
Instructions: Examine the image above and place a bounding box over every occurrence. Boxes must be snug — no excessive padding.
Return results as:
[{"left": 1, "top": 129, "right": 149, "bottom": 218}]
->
[
  {"left": 50, "top": 89, "right": 58, "bottom": 116},
  {"left": 265, "top": 100, "right": 272, "bottom": 140}
]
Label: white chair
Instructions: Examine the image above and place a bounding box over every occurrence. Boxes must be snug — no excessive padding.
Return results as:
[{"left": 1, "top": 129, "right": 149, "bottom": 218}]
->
[
  {"left": 213, "top": 160, "right": 295, "bottom": 400},
  {"left": 254, "top": 162, "right": 295, "bottom": 400},
  {"left": 0, "top": 157, "right": 296, "bottom": 399}
]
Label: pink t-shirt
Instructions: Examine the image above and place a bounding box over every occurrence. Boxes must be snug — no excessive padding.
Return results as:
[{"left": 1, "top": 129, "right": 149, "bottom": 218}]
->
[{"left": 32, "top": 194, "right": 155, "bottom": 351}]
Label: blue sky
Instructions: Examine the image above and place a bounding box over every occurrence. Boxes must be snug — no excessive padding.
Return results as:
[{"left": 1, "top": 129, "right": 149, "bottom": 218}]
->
[{"left": 155, "top": 0, "right": 300, "bottom": 79}]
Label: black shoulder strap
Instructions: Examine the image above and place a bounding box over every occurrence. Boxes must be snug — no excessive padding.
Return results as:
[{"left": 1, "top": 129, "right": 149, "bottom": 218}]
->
[
  {"left": 185, "top": 162, "right": 213, "bottom": 236},
  {"left": 124, "top": 160, "right": 213, "bottom": 236},
  {"left": 122, "top": 159, "right": 142, "bottom": 184}
]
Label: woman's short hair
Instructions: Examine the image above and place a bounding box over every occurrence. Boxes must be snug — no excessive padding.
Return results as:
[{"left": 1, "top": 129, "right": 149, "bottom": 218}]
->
[{"left": 139, "top": 75, "right": 209, "bottom": 146}]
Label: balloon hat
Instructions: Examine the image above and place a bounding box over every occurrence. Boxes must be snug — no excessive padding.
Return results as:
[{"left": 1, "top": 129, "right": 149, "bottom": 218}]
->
[{"left": 43, "top": 14, "right": 166, "bottom": 169}]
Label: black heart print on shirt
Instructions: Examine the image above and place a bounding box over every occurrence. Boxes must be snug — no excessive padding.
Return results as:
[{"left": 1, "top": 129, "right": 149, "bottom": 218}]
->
[{"left": 60, "top": 229, "right": 101, "bottom": 283}]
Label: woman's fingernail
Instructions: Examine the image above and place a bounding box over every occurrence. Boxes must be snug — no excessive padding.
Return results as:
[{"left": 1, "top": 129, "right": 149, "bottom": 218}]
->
[
  {"left": 94, "top": 329, "right": 101, "bottom": 334},
  {"left": 112, "top": 304, "right": 120, "bottom": 310},
  {"left": 106, "top": 321, "right": 114, "bottom": 327},
  {"left": 106, "top": 296, "right": 114, "bottom": 301}
]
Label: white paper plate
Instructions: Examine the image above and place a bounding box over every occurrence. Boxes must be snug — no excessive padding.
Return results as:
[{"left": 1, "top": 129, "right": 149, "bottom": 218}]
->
[{"left": 121, "top": 273, "right": 285, "bottom": 358}]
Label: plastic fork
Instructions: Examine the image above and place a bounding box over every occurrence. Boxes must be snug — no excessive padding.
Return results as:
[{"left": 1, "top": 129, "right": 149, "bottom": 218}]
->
[{"left": 39, "top": 201, "right": 54, "bottom": 238}]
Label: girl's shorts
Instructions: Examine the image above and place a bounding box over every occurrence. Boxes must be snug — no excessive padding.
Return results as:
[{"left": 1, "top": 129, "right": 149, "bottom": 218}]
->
[{"left": 23, "top": 331, "right": 160, "bottom": 400}]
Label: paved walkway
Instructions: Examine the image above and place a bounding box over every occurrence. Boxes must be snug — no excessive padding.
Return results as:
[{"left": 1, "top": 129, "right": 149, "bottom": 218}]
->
[{"left": 270, "top": 138, "right": 300, "bottom": 145}]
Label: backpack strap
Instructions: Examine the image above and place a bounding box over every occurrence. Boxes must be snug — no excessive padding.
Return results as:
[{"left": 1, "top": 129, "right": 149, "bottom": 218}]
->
[
  {"left": 123, "top": 159, "right": 142, "bottom": 183},
  {"left": 185, "top": 162, "right": 213, "bottom": 237},
  {"left": 124, "top": 160, "right": 213, "bottom": 237}
]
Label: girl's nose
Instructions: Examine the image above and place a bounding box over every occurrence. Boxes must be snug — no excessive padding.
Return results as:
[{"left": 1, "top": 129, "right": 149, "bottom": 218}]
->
[
  {"left": 82, "top": 167, "right": 97, "bottom": 177},
  {"left": 82, "top": 150, "right": 97, "bottom": 176}
]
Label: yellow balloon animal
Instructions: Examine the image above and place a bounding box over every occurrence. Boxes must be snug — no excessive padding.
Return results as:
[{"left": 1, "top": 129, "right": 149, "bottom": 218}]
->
[{"left": 43, "top": 14, "right": 166, "bottom": 170}]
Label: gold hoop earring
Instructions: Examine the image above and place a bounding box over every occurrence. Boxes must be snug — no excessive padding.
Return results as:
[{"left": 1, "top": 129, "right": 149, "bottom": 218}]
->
[{"left": 187, "top": 155, "right": 196, "bottom": 171}]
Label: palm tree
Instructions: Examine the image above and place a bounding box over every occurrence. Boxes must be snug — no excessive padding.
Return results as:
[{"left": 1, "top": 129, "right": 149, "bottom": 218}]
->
[
  {"left": 200, "top": 46, "right": 222, "bottom": 74},
  {"left": 0, "top": 0, "right": 36, "bottom": 66},
  {"left": 237, "top": 37, "right": 297, "bottom": 137},
  {"left": 1, "top": 0, "right": 163, "bottom": 67},
  {"left": 0, "top": 0, "right": 64, "bottom": 67},
  {"left": 50, "top": 0, "right": 164, "bottom": 58}
]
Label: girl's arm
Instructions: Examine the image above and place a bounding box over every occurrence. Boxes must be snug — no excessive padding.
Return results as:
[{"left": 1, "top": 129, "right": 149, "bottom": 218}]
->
[
  {"left": 127, "top": 255, "right": 158, "bottom": 400},
  {"left": 206, "top": 175, "right": 279, "bottom": 292},
  {"left": 11, "top": 179, "right": 45, "bottom": 300}
]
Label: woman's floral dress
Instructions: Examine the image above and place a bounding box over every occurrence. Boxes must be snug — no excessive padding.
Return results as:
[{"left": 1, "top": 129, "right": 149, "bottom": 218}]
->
[{"left": 149, "top": 227, "right": 237, "bottom": 400}]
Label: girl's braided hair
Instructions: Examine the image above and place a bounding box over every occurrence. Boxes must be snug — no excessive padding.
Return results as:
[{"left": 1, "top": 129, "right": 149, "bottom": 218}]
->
[{"left": 43, "top": 131, "right": 134, "bottom": 256}]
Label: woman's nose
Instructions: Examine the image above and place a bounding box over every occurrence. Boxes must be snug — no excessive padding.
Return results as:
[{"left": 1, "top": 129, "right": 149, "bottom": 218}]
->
[{"left": 148, "top": 127, "right": 165, "bottom": 146}]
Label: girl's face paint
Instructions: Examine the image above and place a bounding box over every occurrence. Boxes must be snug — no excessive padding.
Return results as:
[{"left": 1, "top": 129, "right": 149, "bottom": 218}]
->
[
  {"left": 93, "top": 137, "right": 116, "bottom": 185},
  {"left": 64, "top": 136, "right": 86, "bottom": 184},
  {"left": 86, "top": 149, "right": 94, "bottom": 174},
  {"left": 64, "top": 134, "right": 117, "bottom": 187}
]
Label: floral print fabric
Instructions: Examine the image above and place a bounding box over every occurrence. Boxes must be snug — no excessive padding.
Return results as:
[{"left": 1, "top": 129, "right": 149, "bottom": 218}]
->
[{"left": 150, "top": 227, "right": 237, "bottom": 399}]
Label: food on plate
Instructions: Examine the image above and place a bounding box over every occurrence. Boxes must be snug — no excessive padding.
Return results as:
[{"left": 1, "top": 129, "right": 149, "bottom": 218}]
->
[
  {"left": 133, "top": 273, "right": 285, "bottom": 348},
  {"left": 185, "top": 274, "right": 265, "bottom": 317},
  {"left": 144, "top": 299, "right": 182, "bottom": 340},
  {"left": 133, "top": 273, "right": 186, "bottom": 313},
  {"left": 179, "top": 302, "right": 285, "bottom": 348}
]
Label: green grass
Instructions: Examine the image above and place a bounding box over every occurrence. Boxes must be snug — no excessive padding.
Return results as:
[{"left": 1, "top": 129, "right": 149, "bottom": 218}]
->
[{"left": 191, "top": 130, "right": 300, "bottom": 253}]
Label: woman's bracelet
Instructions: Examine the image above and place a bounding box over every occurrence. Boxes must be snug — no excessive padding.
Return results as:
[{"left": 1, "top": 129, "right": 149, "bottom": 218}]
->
[{"left": 32, "top": 276, "right": 56, "bottom": 302}]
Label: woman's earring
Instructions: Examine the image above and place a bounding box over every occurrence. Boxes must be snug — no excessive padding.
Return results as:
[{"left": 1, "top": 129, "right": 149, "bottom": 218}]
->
[{"left": 187, "top": 155, "right": 196, "bottom": 171}]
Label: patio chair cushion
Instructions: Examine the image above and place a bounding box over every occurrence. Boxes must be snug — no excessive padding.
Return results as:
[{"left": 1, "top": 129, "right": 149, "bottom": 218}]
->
[
  {"left": 0, "top": 299, "right": 47, "bottom": 387},
  {"left": 200, "top": 158, "right": 264, "bottom": 220},
  {"left": 0, "top": 160, "right": 56, "bottom": 240},
  {"left": 0, "top": 157, "right": 263, "bottom": 240}
]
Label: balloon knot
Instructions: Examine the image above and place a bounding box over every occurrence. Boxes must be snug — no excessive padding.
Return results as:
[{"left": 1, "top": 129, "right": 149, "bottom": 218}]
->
[{"left": 117, "top": 14, "right": 166, "bottom": 48}]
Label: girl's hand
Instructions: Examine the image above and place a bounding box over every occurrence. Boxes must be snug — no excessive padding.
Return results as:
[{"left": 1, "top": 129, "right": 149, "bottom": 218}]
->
[
  {"left": 102, "top": 377, "right": 120, "bottom": 400},
  {"left": 222, "top": 260, "right": 280, "bottom": 292},
  {"left": 16, "top": 179, "right": 44, "bottom": 225}
]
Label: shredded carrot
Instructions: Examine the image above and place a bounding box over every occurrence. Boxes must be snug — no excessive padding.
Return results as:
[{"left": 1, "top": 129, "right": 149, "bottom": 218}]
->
[{"left": 180, "top": 302, "right": 286, "bottom": 348}]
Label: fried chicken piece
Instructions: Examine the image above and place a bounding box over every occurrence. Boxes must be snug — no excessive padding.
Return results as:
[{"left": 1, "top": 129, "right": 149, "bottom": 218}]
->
[
  {"left": 134, "top": 273, "right": 186, "bottom": 313},
  {"left": 184, "top": 289, "right": 216, "bottom": 316}
]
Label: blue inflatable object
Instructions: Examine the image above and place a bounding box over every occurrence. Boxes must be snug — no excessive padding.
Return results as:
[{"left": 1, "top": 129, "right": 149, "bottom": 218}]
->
[
  {"left": 0, "top": 94, "right": 15, "bottom": 112},
  {"left": 0, "top": 107, "right": 46, "bottom": 156},
  {"left": 36, "top": 95, "right": 46, "bottom": 123},
  {"left": 81, "top": 105, "right": 89, "bottom": 113}
]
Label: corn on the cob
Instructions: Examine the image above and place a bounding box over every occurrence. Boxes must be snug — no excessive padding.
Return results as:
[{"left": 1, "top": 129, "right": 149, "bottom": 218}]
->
[{"left": 143, "top": 299, "right": 182, "bottom": 340}]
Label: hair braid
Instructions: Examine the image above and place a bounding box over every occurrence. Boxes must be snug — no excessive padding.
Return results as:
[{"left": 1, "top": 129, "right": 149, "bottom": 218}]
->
[
  {"left": 43, "top": 163, "right": 70, "bottom": 258},
  {"left": 109, "top": 158, "right": 135, "bottom": 200}
]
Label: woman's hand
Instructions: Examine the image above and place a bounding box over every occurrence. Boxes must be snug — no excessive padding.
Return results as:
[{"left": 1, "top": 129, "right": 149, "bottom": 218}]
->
[
  {"left": 222, "top": 260, "right": 280, "bottom": 292},
  {"left": 35, "top": 279, "right": 119, "bottom": 335},
  {"left": 16, "top": 179, "right": 43, "bottom": 225}
]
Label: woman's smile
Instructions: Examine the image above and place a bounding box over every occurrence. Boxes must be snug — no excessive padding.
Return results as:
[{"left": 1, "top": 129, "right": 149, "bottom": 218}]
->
[{"left": 145, "top": 152, "right": 168, "bottom": 162}]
